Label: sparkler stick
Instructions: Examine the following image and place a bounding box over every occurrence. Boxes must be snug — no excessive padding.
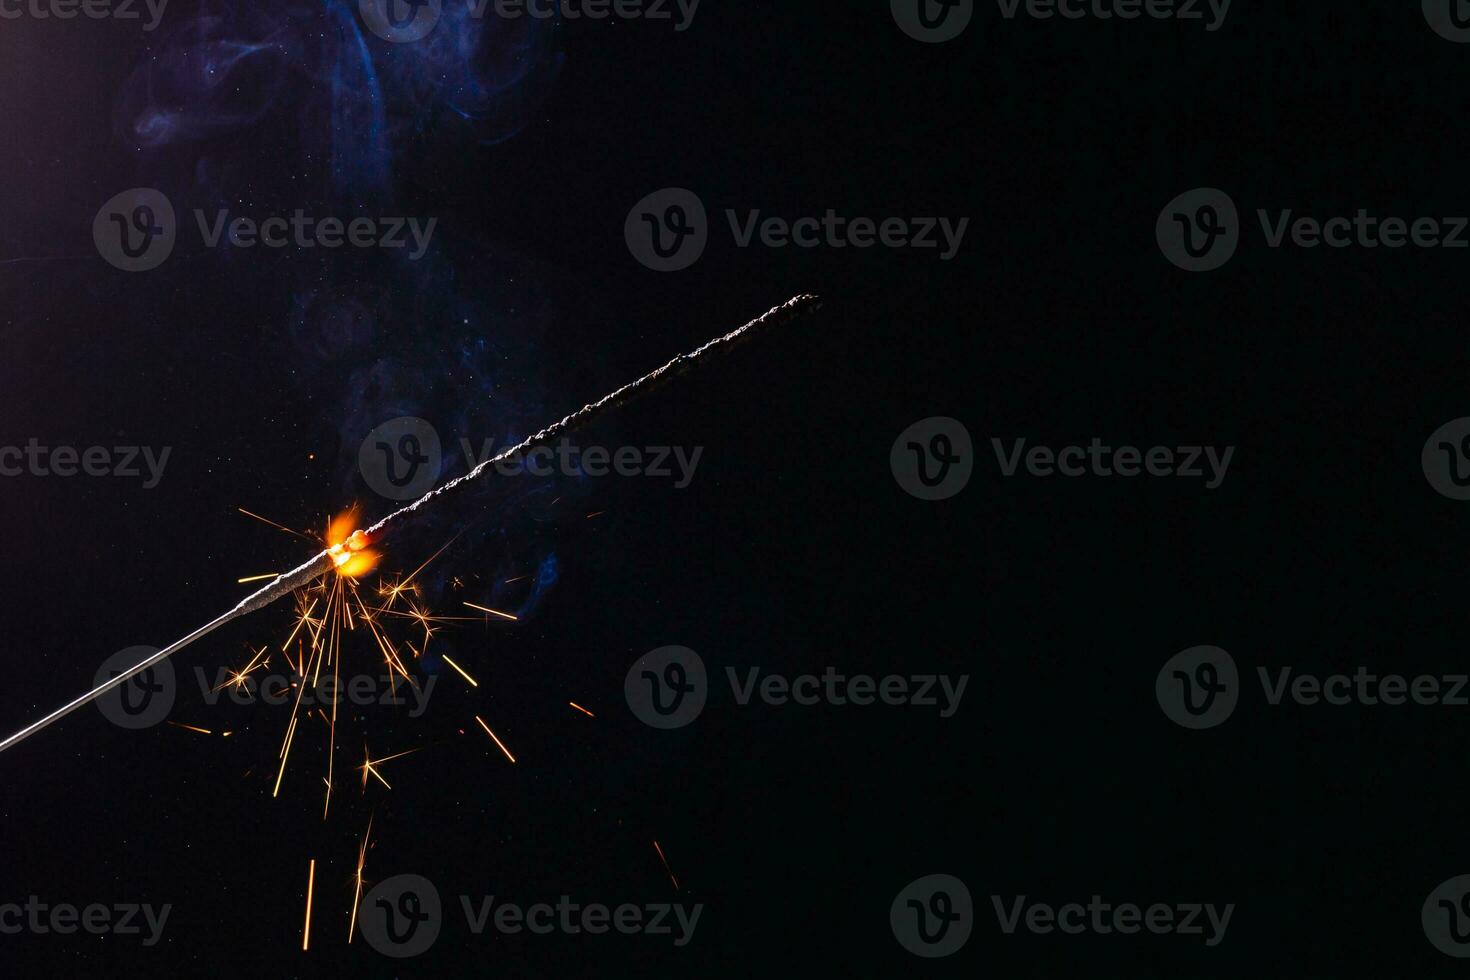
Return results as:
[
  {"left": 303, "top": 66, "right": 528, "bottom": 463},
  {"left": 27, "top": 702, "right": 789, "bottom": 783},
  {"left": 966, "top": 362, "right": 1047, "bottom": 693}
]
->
[{"left": 0, "top": 293, "right": 822, "bottom": 756}]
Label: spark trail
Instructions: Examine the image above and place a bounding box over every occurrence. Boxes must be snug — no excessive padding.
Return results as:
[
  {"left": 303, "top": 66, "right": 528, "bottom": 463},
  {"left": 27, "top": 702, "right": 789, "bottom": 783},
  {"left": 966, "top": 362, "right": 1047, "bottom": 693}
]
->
[{"left": 0, "top": 294, "right": 821, "bottom": 755}]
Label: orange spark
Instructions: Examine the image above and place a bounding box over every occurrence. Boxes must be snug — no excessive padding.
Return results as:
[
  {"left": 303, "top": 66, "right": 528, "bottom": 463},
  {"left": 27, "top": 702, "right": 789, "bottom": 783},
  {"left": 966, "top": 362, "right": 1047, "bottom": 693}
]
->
[
  {"left": 349, "top": 815, "right": 374, "bottom": 943},
  {"left": 568, "top": 702, "right": 595, "bottom": 717},
  {"left": 442, "top": 655, "right": 478, "bottom": 687},
  {"left": 464, "top": 601, "right": 519, "bottom": 622},
  {"left": 653, "top": 841, "right": 680, "bottom": 891},
  {"left": 474, "top": 715, "right": 517, "bottom": 764},
  {"left": 302, "top": 858, "right": 316, "bottom": 951},
  {"left": 238, "top": 507, "right": 315, "bottom": 542}
]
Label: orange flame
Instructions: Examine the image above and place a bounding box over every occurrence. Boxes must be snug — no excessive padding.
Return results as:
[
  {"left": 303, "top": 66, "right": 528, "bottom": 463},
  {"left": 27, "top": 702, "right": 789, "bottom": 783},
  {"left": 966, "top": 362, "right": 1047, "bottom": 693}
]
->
[{"left": 326, "top": 509, "right": 377, "bottom": 578}]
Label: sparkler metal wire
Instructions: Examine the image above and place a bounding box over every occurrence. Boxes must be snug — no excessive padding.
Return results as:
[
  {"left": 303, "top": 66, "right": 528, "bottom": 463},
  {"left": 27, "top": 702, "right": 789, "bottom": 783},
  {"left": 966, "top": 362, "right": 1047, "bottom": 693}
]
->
[{"left": 0, "top": 294, "right": 821, "bottom": 756}]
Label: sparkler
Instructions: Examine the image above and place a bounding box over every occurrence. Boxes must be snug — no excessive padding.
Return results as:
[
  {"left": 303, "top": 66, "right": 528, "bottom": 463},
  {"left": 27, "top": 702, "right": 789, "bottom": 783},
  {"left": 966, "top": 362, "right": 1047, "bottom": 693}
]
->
[{"left": 0, "top": 293, "right": 821, "bottom": 755}]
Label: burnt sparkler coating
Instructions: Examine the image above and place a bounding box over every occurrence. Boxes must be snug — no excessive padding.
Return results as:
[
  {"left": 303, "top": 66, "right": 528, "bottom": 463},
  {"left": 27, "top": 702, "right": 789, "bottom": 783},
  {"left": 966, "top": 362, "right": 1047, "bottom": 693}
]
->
[
  {"left": 0, "top": 293, "right": 822, "bottom": 755},
  {"left": 361, "top": 291, "right": 822, "bottom": 543}
]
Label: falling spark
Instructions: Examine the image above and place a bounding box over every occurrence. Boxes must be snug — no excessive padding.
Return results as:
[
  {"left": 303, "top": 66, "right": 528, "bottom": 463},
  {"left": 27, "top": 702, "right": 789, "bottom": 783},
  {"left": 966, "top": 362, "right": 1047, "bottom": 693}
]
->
[
  {"left": 441, "top": 655, "right": 479, "bottom": 687},
  {"left": 463, "top": 601, "right": 518, "bottom": 622},
  {"left": 239, "top": 507, "right": 315, "bottom": 542},
  {"left": 474, "top": 715, "right": 516, "bottom": 764},
  {"left": 167, "top": 721, "right": 213, "bottom": 735},
  {"left": 348, "top": 815, "right": 373, "bottom": 944},
  {"left": 238, "top": 573, "right": 280, "bottom": 584},
  {"left": 568, "top": 702, "right": 594, "bottom": 717},
  {"left": 302, "top": 858, "right": 316, "bottom": 951},
  {"left": 653, "top": 841, "right": 680, "bottom": 891}
]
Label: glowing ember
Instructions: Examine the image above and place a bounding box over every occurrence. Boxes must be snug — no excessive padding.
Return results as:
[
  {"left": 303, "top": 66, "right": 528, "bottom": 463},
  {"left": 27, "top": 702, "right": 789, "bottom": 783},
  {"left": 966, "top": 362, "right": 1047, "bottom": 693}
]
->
[{"left": 325, "top": 509, "right": 377, "bottom": 578}]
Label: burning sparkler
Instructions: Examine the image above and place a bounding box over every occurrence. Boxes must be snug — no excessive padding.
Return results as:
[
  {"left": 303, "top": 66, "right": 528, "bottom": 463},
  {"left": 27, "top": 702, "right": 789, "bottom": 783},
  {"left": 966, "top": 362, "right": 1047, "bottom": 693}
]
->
[{"left": 0, "top": 293, "right": 821, "bottom": 755}]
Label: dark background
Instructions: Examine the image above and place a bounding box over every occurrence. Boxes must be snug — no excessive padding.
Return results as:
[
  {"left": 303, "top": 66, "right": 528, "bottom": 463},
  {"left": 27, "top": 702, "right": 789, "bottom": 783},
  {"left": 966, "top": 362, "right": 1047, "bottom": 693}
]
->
[{"left": 0, "top": 0, "right": 1465, "bottom": 974}]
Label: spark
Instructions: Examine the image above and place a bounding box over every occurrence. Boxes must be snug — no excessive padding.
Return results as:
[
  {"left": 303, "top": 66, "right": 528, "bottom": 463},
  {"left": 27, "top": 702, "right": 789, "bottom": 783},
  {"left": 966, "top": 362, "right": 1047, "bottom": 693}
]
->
[
  {"left": 167, "top": 721, "right": 213, "bottom": 735},
  {"left": 474, "top": 715, "right": 516, "bottom": 764},
  {"left": 238, "top": 507, "right": 316, "bottom": 542},
  {"left": 441, "top": 655, "right": 478, "bottom": 687},
  {"left": 653, "top": 841, "right": 680, "bottom": 891},
  {"left": 238, "top": 573, "right": 279, "bottom": 584},
  {"left": 358, "top": 745, "right": 421, "bottom": 790},
  {"left": 463, "top": 601, "right": 518, "bottom": 621},
  {"left": 302, "top": 858, "right": 316, "bottom": 951},
  {"left": 348, "top": 815, "right": 374, "bottom": 944},
  {"left": 212, "top": 645, "right": 270, "bottom": 694},
  {"left": 568, "top": 702, "right": 594, "bottom": 717}
]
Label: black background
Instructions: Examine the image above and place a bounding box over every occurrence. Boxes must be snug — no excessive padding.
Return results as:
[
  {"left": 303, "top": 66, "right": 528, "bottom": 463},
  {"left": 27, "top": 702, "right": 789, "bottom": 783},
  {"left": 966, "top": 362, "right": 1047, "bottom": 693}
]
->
[{"left": 1, "top": 0, "right": 1466, "bottom": 975}]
